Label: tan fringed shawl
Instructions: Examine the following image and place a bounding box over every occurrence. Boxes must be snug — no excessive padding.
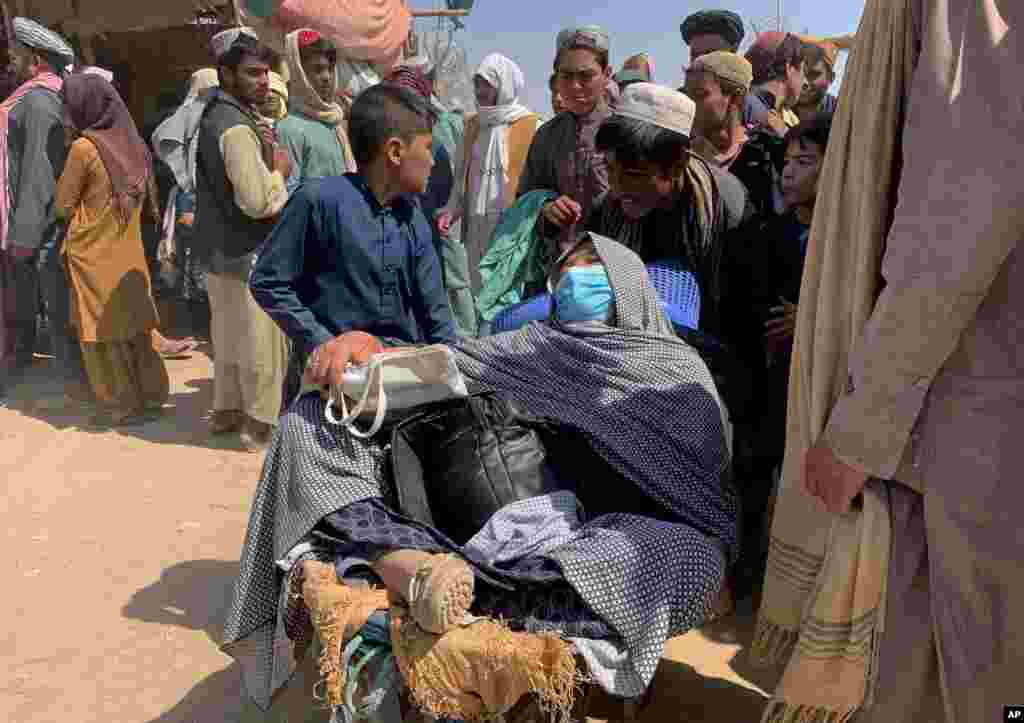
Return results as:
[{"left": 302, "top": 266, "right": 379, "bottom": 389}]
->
[{"left": 752, "top": 1, "right": 919, "bottom": 721}]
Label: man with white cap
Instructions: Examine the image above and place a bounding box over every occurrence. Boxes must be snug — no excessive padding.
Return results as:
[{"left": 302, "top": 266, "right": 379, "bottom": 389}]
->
[
  {"left": 194, "top": 27, "right": 291, "bottom": 451},
  {"left": 0, "top": 17, "right": 86, "bottom": 403},
  {"left": 584, "top": 82, "right": 749, "bottom": 337}
]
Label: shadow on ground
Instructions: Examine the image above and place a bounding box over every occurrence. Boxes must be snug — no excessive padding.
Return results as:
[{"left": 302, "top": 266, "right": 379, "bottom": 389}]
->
[
  {"left": 641, "top": 656, "right": 769, "bottom": 723},
  {"left": 4, "top": 354, "right": 255, "bottom": 451},
  {"left": 122, "top": 559, "right": 248, "bottom": 723},
  {"left": 701, "top": 590, "right": 785, "bottom": 696},
  {"left": 122, "top": 559, "right": 239, "bottom": 639}
]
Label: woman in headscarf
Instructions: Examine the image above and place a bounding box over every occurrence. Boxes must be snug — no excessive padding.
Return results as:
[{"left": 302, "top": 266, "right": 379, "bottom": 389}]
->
[
  {"left": 437, "top": 53, "right": 539, "bottom": 295},
  {"left": 224, "top": 234, "right": 737, "bottom": 717},
  {"left": 55, "top": 74, "right": 169, "bottom": 427}
]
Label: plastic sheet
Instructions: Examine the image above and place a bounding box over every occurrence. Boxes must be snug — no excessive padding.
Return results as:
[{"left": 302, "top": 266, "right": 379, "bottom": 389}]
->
[
  {"left": 416, "top": 28, "right": 476, "bottom": 114},
  {"left": 274, "top": 0, "right": 411, "bottom": 64}
]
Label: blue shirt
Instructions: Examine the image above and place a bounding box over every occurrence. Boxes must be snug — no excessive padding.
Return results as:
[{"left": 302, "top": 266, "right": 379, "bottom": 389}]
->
[{"left": 250, "top": 173, "right": 455, "bottom": 355}]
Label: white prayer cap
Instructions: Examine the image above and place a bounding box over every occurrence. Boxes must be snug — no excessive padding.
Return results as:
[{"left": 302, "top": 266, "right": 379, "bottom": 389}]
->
[
  {"left": 12, "top": 17, "right": 74, "bottom": 71},
  {"left": 210, "top": 27, "right": 259, "bottom": 61},
  {"left": 613, "top": 82, "right": 695, "bottom": 138}
]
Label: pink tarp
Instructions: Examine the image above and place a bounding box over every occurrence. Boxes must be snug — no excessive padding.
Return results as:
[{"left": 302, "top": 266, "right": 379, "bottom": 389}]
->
[{"left": 274, "top": 0, "right": 411, "bottom": 64}]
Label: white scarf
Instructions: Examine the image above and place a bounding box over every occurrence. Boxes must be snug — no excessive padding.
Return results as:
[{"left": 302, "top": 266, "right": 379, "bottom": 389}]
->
[{"left": 471, "top": 53, "right": 532, "bottom": 217}]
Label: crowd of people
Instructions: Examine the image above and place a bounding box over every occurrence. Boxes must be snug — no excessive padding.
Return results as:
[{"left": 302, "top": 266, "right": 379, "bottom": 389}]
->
[{"left": 0, "top": 2, "right": 1020, "bottom": 722}]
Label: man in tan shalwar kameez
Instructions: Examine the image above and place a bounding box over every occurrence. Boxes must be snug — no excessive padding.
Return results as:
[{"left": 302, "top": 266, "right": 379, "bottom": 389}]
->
[
  {"left": 196, "top": 29, "right": 291, "bottom": 452},
  {"left": 760, "top": 2, "right": 1023, "bottom": 723}
]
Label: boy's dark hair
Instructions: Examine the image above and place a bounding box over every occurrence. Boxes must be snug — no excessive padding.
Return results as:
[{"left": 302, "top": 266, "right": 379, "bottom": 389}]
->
[
  {"left": 548, "top": 72, "right": 558, "bottom": 92},
  {"left": 217, "top": 37, "right": 276, "bottom": 89},
  {"left": 299, "top": 38, "right": 338, "bottom": 65},
  {"left": 757, "top": 34, "right": 805, "bottom": 84},
  {"left": 595, "top": 114, "right": 690, "bottom": 174},
  {"left": 785, "top": 112, "right": 834, "bottom": 152},
  {"left": 801, "top": 44, "right": 836, "bottom": 80},
  {"left": 218, "top": 38, "right": 276, "bottom": 72},
  {"left": 349, "top": 83, "right": 435, "bottom": 168}
]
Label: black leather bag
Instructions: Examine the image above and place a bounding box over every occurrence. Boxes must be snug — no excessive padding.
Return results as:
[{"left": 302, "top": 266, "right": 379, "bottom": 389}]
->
[{"left": 387, "top": 393, "right": 561, "bottom": 544}]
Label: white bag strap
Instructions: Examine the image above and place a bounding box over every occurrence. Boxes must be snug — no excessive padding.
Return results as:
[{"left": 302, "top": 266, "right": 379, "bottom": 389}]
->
[{"left": 324, "top": 362, "right": 389, "bottom": 438}]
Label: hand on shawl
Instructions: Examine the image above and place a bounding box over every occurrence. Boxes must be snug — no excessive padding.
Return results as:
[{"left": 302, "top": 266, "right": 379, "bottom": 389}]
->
[
  {"left": 542, "top": 196, "right": 583, "bottom": 229},
  {"left": 305, "top": 331, "right": 385, "bottom": 388},
  {"left": 804, "top": 440, "right": 870, "bottom": 515},
  {"left": 436, "top": 207, "right": 463, "bottom": 236}
]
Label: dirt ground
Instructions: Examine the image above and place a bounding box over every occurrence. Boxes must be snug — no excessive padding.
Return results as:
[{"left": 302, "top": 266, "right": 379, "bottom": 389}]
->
[{"left": 1, "top": 346, "right": 778, "bottom": 723}]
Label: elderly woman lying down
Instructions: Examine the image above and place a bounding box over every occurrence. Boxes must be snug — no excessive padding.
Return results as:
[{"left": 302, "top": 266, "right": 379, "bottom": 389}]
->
[{"left": 223, "top": 234, "right": 737, "bottom": 717}]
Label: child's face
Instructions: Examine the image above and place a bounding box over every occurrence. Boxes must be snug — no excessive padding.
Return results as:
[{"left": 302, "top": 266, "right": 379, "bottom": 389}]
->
[
  {"left": 782, "top": 138, "right": 824, "bottom": 211},
  {"left": 395, "top": 131, "right": 435, "bottom": 196}
]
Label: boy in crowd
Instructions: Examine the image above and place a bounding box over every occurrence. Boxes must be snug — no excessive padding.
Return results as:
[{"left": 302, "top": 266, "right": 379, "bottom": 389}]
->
[
  {"left": 251, "top": 83, "right": 454, "bottom": 395},
  {"left": 720, "top": 112, "right": 833, "bottom": 593}
]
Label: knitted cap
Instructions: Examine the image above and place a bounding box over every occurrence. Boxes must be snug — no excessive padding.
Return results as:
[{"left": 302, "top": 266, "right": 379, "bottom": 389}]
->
[
  {"left": 557, "top": 26, "right": 610, "bottom": 54},
  {"left": 689, "top": 50, "right": 753, "bottom": 92}
]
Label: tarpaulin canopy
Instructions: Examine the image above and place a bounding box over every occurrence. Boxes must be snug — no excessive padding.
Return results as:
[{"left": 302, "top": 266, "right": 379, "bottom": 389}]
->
[
  {"left": 15, "top": 0, "right": 413, "bottom": 65},
  {"left": 272, "top": 0, "right": 411, "bottom": 63},
  {"left": 15, "top": 0, "right": 225, "bottom": 34}
]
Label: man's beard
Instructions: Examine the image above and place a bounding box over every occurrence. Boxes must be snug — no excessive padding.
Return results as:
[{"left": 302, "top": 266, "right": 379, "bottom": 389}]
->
[
  {"left": 225, "top": 82, "right": 260, "bottom": 109},
  {"left": 697, "top": 107, "right": 740, "bottom": 138}
]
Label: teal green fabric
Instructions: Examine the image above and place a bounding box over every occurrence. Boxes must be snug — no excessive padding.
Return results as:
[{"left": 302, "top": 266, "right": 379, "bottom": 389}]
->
[
  {"left": 476, "top": 190, "right": 558, "bottom": 323},
  {"left": 276, "top": 110, "right": 350, "bottom": 192},
  {"left": 432, "top": 110, "right": 465, "bottom": 169},
  {"left": 440, "top": 234, "right": 479, "bottom": 336},
  {"left": 432, "top": 110, "right": 475, "bottom": 335}
]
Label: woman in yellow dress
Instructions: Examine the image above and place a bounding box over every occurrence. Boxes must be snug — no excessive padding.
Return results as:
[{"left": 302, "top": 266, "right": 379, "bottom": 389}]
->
[{"left": 55, "top": 73, "right": 169, "bottom": 426}]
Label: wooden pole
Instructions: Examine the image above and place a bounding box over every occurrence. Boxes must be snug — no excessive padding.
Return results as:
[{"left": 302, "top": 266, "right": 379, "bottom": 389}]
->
[
  {"left": 409, "top": 9, "right": 470, "bottom": 17},
  {"left": 0, "top": 1, "right": 12, "bottom": 47}
]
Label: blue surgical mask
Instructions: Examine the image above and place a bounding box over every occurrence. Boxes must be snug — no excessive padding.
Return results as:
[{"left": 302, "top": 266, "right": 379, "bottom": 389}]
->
[{"left": 555, "top": 265, "right": 613, "bottom": 324}]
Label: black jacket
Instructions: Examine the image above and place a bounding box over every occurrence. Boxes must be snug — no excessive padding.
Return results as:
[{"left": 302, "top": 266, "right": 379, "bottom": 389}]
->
[{"left": 194, "top": 92, "right": 276, "bottom": 263}]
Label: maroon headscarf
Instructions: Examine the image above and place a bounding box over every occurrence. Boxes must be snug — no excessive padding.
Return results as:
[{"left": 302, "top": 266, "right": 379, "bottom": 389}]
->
[
  {"left": 62, "top": 73, "right": 152, "bottom": 225},
  {"left": 385, "top": 65, "right": 434, "bottom": 101}
]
